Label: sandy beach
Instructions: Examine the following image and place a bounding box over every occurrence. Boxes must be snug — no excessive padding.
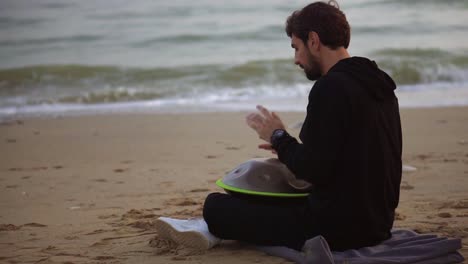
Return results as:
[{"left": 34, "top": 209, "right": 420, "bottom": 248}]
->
[{"left": 0, "top": 106, "right": 467, "bottom": 263}]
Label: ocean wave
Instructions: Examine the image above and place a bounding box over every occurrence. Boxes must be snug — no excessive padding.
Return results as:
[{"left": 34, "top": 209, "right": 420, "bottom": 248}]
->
[
  {"left": 390, "top": 0, "right": 467, "bottom": 7},
  {"left": 86, "top": 11, "right": 166, "bottom": 21},
  {"left": 362, "top": 0, "right": 468, "bottom": 8},
  {"left": 39, "top": 2, "right": 75, "bottom": 9},
  {"left": 1, "top": 49, "right": 468, "bottom": 105},
  {"left": 0, "top": 35, "right": 104, "bottom": 48},
  {"left": 132, "top": 25, "right": 284, "bottom": 47},
  {"left": 353, "top": 24, "right": 468, "bottom": 35},
  {"left": 0, "top": 58, "right": 300, "bottom": 92},
  {"left": 2, "top": 82, "right": 468, "bottom": 120},
  {"left": 372, "top": 48, "right": 468, "bottom": 85},
  {"left": 0, "top": 17, "right": 49, "bottom": 27},
  {"left": 0, "top": 59, "right": 304, "bottom": 106}
]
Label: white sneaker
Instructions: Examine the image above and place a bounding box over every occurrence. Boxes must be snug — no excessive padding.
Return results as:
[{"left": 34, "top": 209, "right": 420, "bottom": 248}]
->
[{"left": 155, "top": 217, "right": 221, "bottom": 250}]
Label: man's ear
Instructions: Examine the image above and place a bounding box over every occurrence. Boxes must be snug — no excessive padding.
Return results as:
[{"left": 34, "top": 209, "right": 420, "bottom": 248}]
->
[{"left": 307, "top": 31, "right": 320, "bottom": 51}]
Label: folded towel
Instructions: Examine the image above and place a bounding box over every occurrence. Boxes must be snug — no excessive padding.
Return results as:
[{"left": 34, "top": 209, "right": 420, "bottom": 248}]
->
[{"left": 257, "top": 229, "right": 465, "bottom": 264}]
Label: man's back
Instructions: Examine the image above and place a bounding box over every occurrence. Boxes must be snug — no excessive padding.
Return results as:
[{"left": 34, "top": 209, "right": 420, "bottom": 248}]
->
[{"left": 296, "top": 57, "right": 402, "bottom": 250}]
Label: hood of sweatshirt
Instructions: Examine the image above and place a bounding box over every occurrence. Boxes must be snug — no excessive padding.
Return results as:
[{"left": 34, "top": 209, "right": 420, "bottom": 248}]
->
[{"left": 329, "top": 56, "right": 396, "bottom": 101}]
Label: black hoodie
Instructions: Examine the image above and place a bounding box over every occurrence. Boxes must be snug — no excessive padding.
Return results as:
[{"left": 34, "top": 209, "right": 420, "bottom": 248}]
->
[{"left": 274, "top": 57, "right": 402, "bottom": 251}]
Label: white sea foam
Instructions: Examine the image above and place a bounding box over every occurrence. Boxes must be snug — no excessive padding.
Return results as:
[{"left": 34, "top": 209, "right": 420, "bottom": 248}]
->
[{"left": 1, "top": 82, "right": 467, "bottom": 121}]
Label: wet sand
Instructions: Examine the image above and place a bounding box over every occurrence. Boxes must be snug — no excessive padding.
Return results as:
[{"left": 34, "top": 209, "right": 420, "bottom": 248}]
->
[{"left": 0, "top": 107, "right": 467, "bottom": 263}]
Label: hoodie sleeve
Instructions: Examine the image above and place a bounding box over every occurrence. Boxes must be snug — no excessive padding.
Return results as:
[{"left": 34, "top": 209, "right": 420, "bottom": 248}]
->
[{"left": 274, "top": 75, "right": 350, "bottom": 188}]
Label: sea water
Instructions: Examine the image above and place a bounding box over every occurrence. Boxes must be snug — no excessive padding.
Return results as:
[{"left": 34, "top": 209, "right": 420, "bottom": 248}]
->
[{"left": 1, "top": 0, "right": 468, "bottom": 119}]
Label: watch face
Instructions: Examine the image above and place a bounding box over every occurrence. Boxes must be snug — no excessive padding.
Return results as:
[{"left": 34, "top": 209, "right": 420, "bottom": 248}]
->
[
  {"left": 274, "top": 130, "right": 285, "bottom": 137},
  {"left": 271, "top": 129, "right": 287, "bottom": 146}
]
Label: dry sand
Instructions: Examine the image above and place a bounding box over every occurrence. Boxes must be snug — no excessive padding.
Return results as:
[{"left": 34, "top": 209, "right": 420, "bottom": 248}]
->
[{"left": 0, "top": 107, "right": 467, "bottom": 263}]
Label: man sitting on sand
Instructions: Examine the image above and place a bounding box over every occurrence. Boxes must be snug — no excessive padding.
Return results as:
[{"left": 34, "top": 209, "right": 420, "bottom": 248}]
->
[{"left": 156, "top": 0, "right": 402, "bottom": 252}]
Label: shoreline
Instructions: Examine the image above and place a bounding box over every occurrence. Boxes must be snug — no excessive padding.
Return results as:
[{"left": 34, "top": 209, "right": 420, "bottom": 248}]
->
[
  {"left": 0, "top": 106, "right": 467, "bottom": 262},
  {"left": 2, "top": 83, "right": 468, "bottom": 122},
  {"left": 2, "top": 101, "right": 468, "bottom": 124}
]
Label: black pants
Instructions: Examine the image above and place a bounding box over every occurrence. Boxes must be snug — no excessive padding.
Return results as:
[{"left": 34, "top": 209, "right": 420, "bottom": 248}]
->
[{"left": 203, "top": 192, "right": 318, "bottom": 250}]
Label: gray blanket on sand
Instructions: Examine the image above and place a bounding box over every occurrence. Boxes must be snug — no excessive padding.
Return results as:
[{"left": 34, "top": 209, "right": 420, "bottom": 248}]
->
[{"left": 257, "top": 229, "right": 464, "bottom": 264}]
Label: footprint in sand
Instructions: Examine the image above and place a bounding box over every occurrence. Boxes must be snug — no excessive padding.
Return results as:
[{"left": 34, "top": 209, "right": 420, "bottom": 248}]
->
[
  {"left": 225, "top": 146, "right": 242, "bottom": 150},
  {"left": 41, "top": 245, "right": 58, "bottom": 252},
  {"left": 32, "top": 166, "right": 48, "bottom": 171},
  {"left": 128, "top": 220, "right": 157, "bottom": 230},
  {"left": 205, "top": 155, "right": 218, "bottom": 159},
  {"left": 0, "top": 224, "right": 21, "bottom": 231},
  {"left": 160, "top": 181, "right": 174, "bottom": 188},
  {"left": 440, "top": 200, "right": 468, "bottom": 210},
  {"left": 92, "top": 178, "right": 108, "bottom": 183},
  {"left": 94, "top": 256, "right": 116, "bottom": 261},
  {"left": 170, "top": 207, "right": 204, "bottom": 218},
  {"left": 416, "top": 154, "right": 432, "bottom": 160},
  {"left": 172, "top": 256, "right": 188, "bottom": 261},
  {"left": 85, "top": 229, "right": 111, "bottom": 235},
  {"left": 91, "top": 240, "right": 108, "bottom": 247},
  {"left": 121, "top": 209, "right": 157, "bottom": 220},
  {"left": 113, "top": 168, "right": 129, "bottom": 173},
  {"left": 9, "top": 166, "right": 50, "bottom": 172},
  {"left": 442, "top": 158, "right": 458, "bottom": 163},
  {"left": 115, "top": 209, "right": 160, "bottom": 231},
  {"left": 0, "top": 223, "right": 45, "bottom": 231},
  {"left": 395, "top": 212, "right": 406, "bottom": 221},
  {"left": 23, "top": 223, "right": 47, "bottom": 228},
  {"left": 166, "top": 197, "right": 200, "bottom": 207},
  {"left": 437, "top": 212, "right": 452, "bottom": 218},
  {"left": 189, "top": 188, "right": 210, "bottom": 193},
  {"left": 5, "top": 138, "right": 16, "bottom": 143},
  {"left": 98, "top": 214, "right": 119, "bottom": 220},
  {"left": 451, "top": 200, "right": 468, "bottom": 209},
  {"left": 0, "top": 120, "right": 23, "bottom": 126}
]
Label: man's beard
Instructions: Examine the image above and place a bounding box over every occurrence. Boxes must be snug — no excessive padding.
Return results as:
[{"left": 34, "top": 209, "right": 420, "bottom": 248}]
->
[{"left": 303, "top": 52, "right": 321, "bottom": 81}]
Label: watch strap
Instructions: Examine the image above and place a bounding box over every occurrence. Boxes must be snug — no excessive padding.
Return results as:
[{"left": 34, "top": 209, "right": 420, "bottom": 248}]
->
[{"left": 271, "top": 129, "right": 289, "bottom": 149}]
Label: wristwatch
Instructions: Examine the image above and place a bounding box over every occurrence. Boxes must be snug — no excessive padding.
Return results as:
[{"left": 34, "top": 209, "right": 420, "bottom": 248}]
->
[{"left": 270, "top": 129, "right": 288, "bottom": 147}]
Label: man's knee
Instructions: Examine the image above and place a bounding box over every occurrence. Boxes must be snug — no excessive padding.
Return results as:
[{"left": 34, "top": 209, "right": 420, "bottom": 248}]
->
[
  {"left": 203, "top": 193, "right": 226, "bottom": 237},
  {"left": 203, "top": 192, "right": 225, "bottom": 222}
]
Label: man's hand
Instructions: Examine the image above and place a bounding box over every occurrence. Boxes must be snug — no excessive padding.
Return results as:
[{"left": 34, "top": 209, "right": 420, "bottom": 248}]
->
[
  {"left": 246, "top": 105, "right": 286, "bottom": 143},
  {"left": 258, "top": 143, "right": 277, "bottom": 154}
]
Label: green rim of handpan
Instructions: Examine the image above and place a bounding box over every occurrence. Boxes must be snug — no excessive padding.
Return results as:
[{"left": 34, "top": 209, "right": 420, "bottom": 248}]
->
[{"left": 216, "top": 179, "right": 309, "bottom": 198}]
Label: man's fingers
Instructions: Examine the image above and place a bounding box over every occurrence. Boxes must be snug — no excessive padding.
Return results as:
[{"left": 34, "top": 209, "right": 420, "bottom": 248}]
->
[
  {"left": 246, "top": 113, "right": 263, "bottom": 122},
  {"left": 246, "top": 113, "right": 264, "bottom": 125},
  {"left": 246, "top": 113, "right": 256, "bottom": 121},
  {"left": 256, "top": 105, "right": 272, "bottom": 119},
  {"left": 258, "top": 144, "right": 277, "bottom": 154},
  {"left": 271, "top": 111, "right": 281, "bottom": 120},
  {"left": 258, "top": 143, "right": 273, "bottom": 150}
]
